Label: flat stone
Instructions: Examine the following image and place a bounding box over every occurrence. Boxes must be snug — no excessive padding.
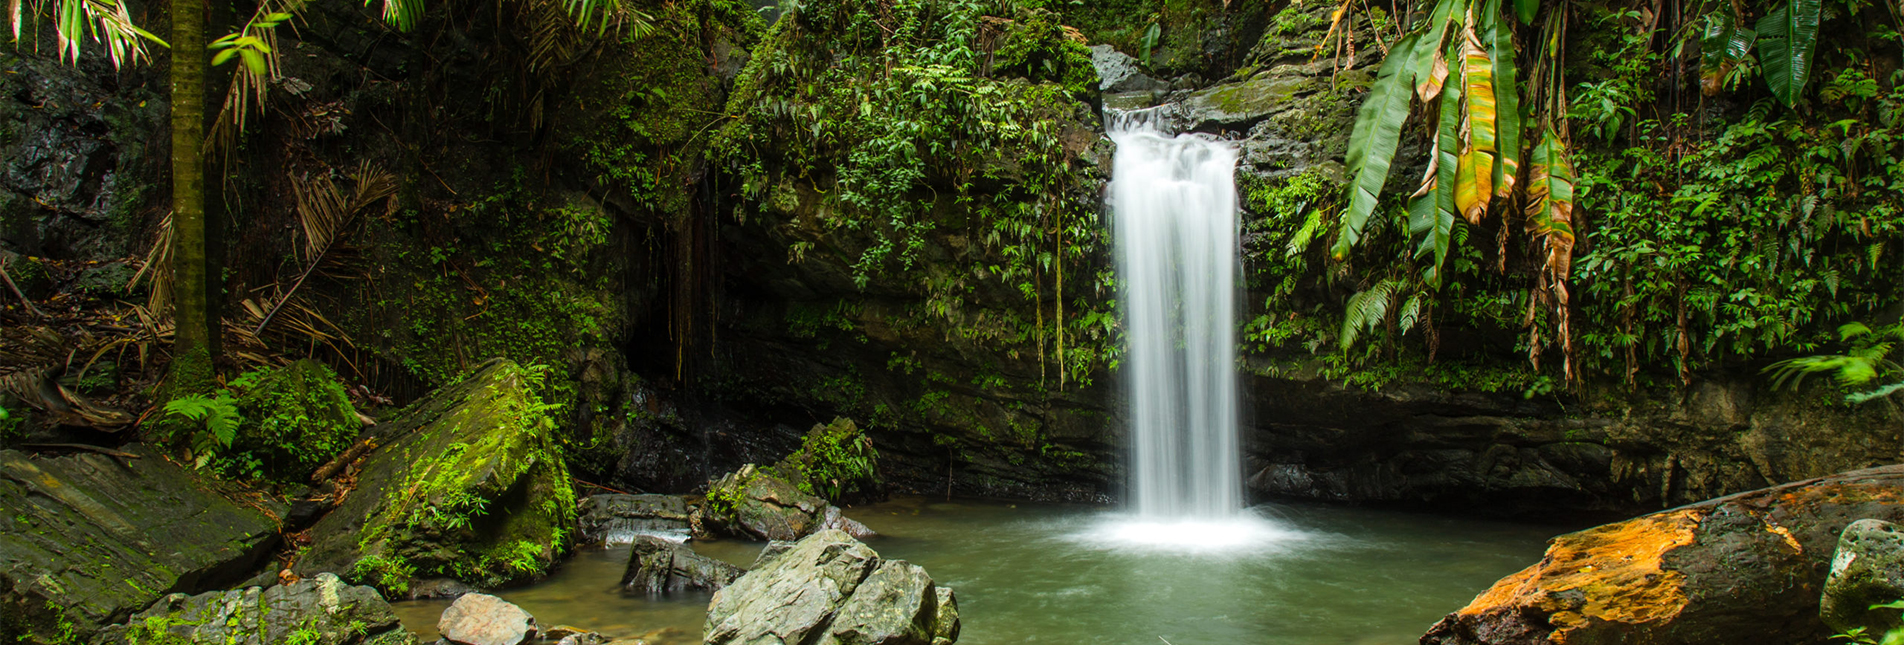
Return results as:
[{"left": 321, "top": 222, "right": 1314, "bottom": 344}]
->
[
  {"left": 437, "top": 593, "right": 535, "bottom": 645},
  {"left": 0, "top": 445, "right": 279, "bottom": 643},
  {"left": 1179, "top": 74, "right": 1318, "bottom": 130},
  {"left": 577, "top": 494, "right": 692, "bottom": 545}
]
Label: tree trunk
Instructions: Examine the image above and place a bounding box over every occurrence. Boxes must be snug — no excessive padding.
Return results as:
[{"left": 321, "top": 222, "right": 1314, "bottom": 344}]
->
[{"left": 168, "top": 0, "right": 213, "bottom": 391}]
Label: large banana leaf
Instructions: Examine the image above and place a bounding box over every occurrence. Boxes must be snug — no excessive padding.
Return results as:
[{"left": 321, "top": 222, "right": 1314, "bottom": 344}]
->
[
  {"left": 1412, "top": 78, "right": 1464, "bottom": 290},
  {"left": 1488, "top": 0, "right": 1521, "bottom": 198},
  {"left": 1333, "top": 33, "right": 1422, "bottom": 260},
  {"left": 1455, "top": 24, "right": 1496, "bottom": 224},
  {"left": 1525, "top": 129, "right": 1576, "bottom": 279},
  {"left": 1756, "top": 0, "right": 1821, "bottom": 107},
  {"left": 1413, "top": 0, "right": 1460, "bottom": 101}
]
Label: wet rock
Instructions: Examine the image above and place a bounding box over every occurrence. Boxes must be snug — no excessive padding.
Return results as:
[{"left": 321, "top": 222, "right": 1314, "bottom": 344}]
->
[
  {"left": 296, "top": 359, "right": 575, "bottom": 594},
  {"left": 576, "top": 494, "right": 692, "bottom": 545},
  {"left": 705, "top": 530, "right": 959, "bottom": 645},
  {"left": 438, "top": 593, "right": 535, "bottom": 645},
  {"left": 621, "top": 535, "right": 744, "bottom": 595},
  {"left": 0, "top": 445, "right": 279, "bottom": 643},
  {"left": 751, "top": 540, "right": 797, "bottom": 568},
  {"left": 1823, "top": 519, "right": 1904, "bottom": 634},
  {"left": 1088, "top": 45, "right": 1167, "bottom": 93},
  {"left": 691, "top": 464, "right": 875, "bottom": 541},
  {"left": 1179, "top": 72, "right": 1320, "bottom": 130},
  {"left": 90, "top": 573, "right": 415, "bottom": 645},
  {"left": 1420, "top": 464, "right": 1904, "bottom": 645}
]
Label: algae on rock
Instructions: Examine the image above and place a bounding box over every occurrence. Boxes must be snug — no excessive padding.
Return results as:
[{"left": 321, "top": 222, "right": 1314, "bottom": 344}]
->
[{"left": 295, "top": 359, "right": 575, "bottom": 596}]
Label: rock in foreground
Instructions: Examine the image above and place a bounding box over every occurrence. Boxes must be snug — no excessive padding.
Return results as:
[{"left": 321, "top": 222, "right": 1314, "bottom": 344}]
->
[
  {"left": 1421, "top": 464, "right": 1904, "bottom": 645},
  {"left": 296, "top": 359, "right": 575, "bottom": 595},
  {"left": 692, "top": 464, "right": 874, "bottom": 541},
  {"left": 623, "top": 535, "right": 744, "bottom": 595},
  {"left": 91, "top": 573, "right": 415, "bottom": 645},
  {"left": 705, "top": 529, "right": 958, "bottom": 645},
  {"left": 0, "top": 446, "right": 279, "bottom": 643},
  {"left": 438, "top": 593, "right": 535, "bottom": 645},
  {"left": 1823, "top": 518, "right": 1904, "bottom": 635}
]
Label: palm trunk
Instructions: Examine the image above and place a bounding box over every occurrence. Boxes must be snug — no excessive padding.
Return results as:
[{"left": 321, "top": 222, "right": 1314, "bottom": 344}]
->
[{"left": 168, "top": 0, "right": 213, "bottom": 390}]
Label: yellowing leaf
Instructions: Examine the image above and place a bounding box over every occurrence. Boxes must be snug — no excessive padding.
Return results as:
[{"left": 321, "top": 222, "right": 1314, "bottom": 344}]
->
[
  {"left": 1525, "top": 129, "right": 1576, "bottom": 279},
  {"left": 1455, "top": 24, "right": 1497, "bottom": 224}
]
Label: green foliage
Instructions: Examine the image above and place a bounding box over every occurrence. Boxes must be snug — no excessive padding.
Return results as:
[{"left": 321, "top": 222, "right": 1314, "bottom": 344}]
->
[
  {"left": 775, "top": 417, "right": 880, "bottom": 502},
  {"left": 226, "top": 361, "right": 363, "bottom": 481},
  {"left": 163, "top": 394, "right": 243, "bottom": 470},
  {"left": 1834, "top": 600, "right": 1904, "bottom": 644},
  {"left": 1756, "top": 0, "right": 1823, "bottom": 107},
  {"left": 1767, "top": 322, "right": 1904, "bottom": 403},
  {"left": 991, "top": 7, "right": 1099, "bottom": 98},
  {"left": 0, "top": 404, "right": 20, "bottom": 447}
]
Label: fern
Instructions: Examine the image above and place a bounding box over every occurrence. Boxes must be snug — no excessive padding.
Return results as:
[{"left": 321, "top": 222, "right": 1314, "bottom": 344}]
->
[
  {"left": 164, "top": 394, "right": 243, "bottom": 469},
  {"left": 1340, "top": 279, "right": 1404, "bottom": 350}
]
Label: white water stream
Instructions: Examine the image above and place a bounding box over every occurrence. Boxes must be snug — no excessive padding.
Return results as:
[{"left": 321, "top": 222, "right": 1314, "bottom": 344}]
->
[{"left": 1101, "top": 107, "right": 1278, "bottom": 549}]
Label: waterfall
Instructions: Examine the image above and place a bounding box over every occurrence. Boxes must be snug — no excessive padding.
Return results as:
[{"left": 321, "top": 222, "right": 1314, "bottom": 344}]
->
[{"left": 1109, "top": 107, "right": 1242, "bottom": 519}]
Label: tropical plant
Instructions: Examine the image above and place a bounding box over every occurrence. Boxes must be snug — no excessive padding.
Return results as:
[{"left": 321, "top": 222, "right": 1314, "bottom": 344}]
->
[
  {"left": 163, "top": 393, "right": 243, "bottom": 469},
  {"left": 1767, "top": 322, "right": 1904, "bottom": 404}
]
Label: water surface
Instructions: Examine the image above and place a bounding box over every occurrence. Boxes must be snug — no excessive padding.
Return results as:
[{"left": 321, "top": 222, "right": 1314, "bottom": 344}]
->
[{"left": 395, "top": 496, "right": 1563, "bottom": 644}]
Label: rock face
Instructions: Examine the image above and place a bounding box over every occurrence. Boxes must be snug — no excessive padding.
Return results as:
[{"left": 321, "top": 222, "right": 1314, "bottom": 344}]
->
[
  {"left": 692, "top": 465, "right": 874, "bottom": 541},
  {"left": 438, "top": 593, "right": 536, "bottom": 645},
  {"left": 296, "top": 359, "right": 575, "bottom": 595},
  {"left": 1823, "top": 519, "right": 1904, "bottom": 634},
  {"left": 704, "top": 530, "right": 959, "bottom": 645},
  {"left": 1088, "top": 45, "right": 1167, "bottom": 94},
  {"left": 90, "top": 573, "right": 416, "bottom": 645},
  {"left": 0, "top": 445, "right": 279, "bottom": 643},
  {"left": 621, "top": 535, "right": 744, "bottom": 595},
  {"left": 1421, "top": 464, "right": 1904, "bottom": 645},
  {"left": 576, "top": 493, "right": 692, "bottom": 545}
]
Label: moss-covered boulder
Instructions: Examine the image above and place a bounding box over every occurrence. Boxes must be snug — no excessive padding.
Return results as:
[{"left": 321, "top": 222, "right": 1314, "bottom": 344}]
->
[
  {"left": 692, "top": 464, "right": 873, "bottom": 542},
  {"left": 773, "top": 417, "right": 882, "bottom": 506},
  {"left": 1421, "top": 464, "right": 1904, "bottom": 645},
  {"left": 225, "top": 360, "right": 363, "bottom": 481},
  {"left": 295, "top": 359, "right": 575, "bottom": 596},
  {"left": 91, "top": 573, "right": 416, "bottom": 645},
  {"left": 0, "top": 445, "right": 279, "bottom": 643}
]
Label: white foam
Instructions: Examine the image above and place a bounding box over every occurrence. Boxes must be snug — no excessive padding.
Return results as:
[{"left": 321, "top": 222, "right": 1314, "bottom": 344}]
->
[{"left": 1070, "top": 512, "right": 1312, "bottom": 555}]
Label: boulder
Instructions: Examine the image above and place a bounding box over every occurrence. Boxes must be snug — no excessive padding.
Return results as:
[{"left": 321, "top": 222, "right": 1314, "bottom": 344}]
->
[
  {"left": 1421, "top": 464, "right": 1904, "bottom": 645},
  {"left": 1823, "top": 519, "right": 1904, "bottom": 634},
  {"left": 704, "top": 530, "right": 959, "bottom": 645},
  {"left": 692, "top": 464, "right": 874, "bottom": 541},
  {"left": 437, "top": 593, "right": 535, "bottom": 645},
  {"left": 90, "top": 573, "right": 416, "bottom": 645},
  {"left": 295, "top": 359, "right": 575, "bottom": 596},
  {"left": 1088, "top": 45, "right": 1167, "bottom": 94},
  {"left": 0, "top": 445, "right": 279, "bottom": 643},
  {"left": 621, "top": 535, "right": 745, "bottom": 595},
  {"left": 576, "top": 493, "right": 692, "bottom": 545}
]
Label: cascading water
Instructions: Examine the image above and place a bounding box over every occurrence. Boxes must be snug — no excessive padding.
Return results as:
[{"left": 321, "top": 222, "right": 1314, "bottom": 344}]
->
[
  {"left": 1109, "top": 107, "right": 1242, "bottom": 519},
  {"left": 1080, "top": 106, "right": 1303, "bottom": 552}
]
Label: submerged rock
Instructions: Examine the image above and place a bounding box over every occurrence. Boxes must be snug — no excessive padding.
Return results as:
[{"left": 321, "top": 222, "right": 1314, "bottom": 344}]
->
[
  {"left": 295, "top": 359, "right": 575, "bottom": 595},
  {"left": 691, "top": 464, "right": 874, "bottom": 541},
  {"left": 0, "top": 445, "right": 279, "bottom": 643},
  {"left": 438, "top": 593, "right": 535, "bottom": 645},
  {"left": 91, "top": 573, "right": 415, "bottom": 645},
  {"left": 621, "top": 535, "right": 744, "bottom": 595},
  {"left": 704, "top": 529, "right": 959, "bottom": 645},
  {"left": 1823, "top": 519, "right": 1904, "bottom": 634},
  {"left": 1421, "top": 464, "right": 1904, "bottom": 645},
  {"left": 576, "top": 493, "right": 692, "bottom": 545}
]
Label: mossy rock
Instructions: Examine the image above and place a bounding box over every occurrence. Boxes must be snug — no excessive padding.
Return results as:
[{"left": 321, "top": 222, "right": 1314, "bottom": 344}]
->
[
  {"left": 694, "top": 464, "right": 873, "bottom": 542},
  {"left": 295, "top": 359, "right": 576, "bottom": 596},
  {"left": 0, "top": 445, "right": 280, "bottom": 644},
  {"left": 774, "top": 417, "right": 882, "bottom": 506},
  {"left": 227, "top": 360, "right": 363, "bottom": 481},
  {"left": 91, "top": 573, "right": 417, "bottom": 645}
]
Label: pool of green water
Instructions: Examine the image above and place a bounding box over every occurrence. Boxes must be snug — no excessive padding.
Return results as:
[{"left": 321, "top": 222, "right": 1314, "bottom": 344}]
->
[{"left": 394, "top": 496, "right": 1565, "bottom": 644}]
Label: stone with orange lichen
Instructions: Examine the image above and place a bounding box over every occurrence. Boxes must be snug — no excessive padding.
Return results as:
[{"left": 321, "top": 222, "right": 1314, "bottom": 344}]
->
[{"left": 1422, "top": 464, "right": 1904, "bottom": 645}]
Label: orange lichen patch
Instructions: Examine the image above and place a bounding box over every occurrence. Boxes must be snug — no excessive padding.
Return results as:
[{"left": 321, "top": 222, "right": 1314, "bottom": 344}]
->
[{"left": 1456, "top": 509, "right": 1708, "bottom": 643}]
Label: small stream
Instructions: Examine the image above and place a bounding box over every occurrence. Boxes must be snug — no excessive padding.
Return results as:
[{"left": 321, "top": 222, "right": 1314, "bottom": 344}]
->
[{"left": 395, "top": 496, "right": 1565, "bottom": 644}]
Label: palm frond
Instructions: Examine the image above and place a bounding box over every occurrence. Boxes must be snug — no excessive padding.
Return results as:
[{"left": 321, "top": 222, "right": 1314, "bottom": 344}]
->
[{"left": 252, "top": 163, "right": 396, "bottom": 337}]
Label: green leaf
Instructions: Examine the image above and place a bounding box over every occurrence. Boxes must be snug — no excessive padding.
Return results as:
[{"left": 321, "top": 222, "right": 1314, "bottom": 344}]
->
[
  {"left": 1515, "top": 0, "right": 1538, "bottom": 24},
  {"left": 1755, "top": 0, "right": 1821, "bottom": 107},
  {"left": 1340, "top": 279, "right": 1402, "bottom": 349},
  {"left": 239, "top": 48, "right": 266, "bottom": 75},
  {"left": 212, "top": 48, "right": 239, "bottom": 66},
  {"left": 1333, "top": 32, "right": 1421, "bottom": 260},
  {"left": 1412, "top": 63, "right": 1463, "bottom": 290},
  {"left": 1488, "top": 0, "right": 1522, "bottom": 198}
]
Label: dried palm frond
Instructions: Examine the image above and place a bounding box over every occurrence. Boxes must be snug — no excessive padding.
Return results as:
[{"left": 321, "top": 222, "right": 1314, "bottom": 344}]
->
[
  {"left": 252, "top": 163, "right": 396, "bottom": 336},
  {"left": 127, "top": 212, "right": 175, "bottom": 316},
  {"left": 209, "top": 0, "right": 310, "bottom": 162},
  {"left": 0, "top": 326, "right": 134, "bottom": 428}
]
